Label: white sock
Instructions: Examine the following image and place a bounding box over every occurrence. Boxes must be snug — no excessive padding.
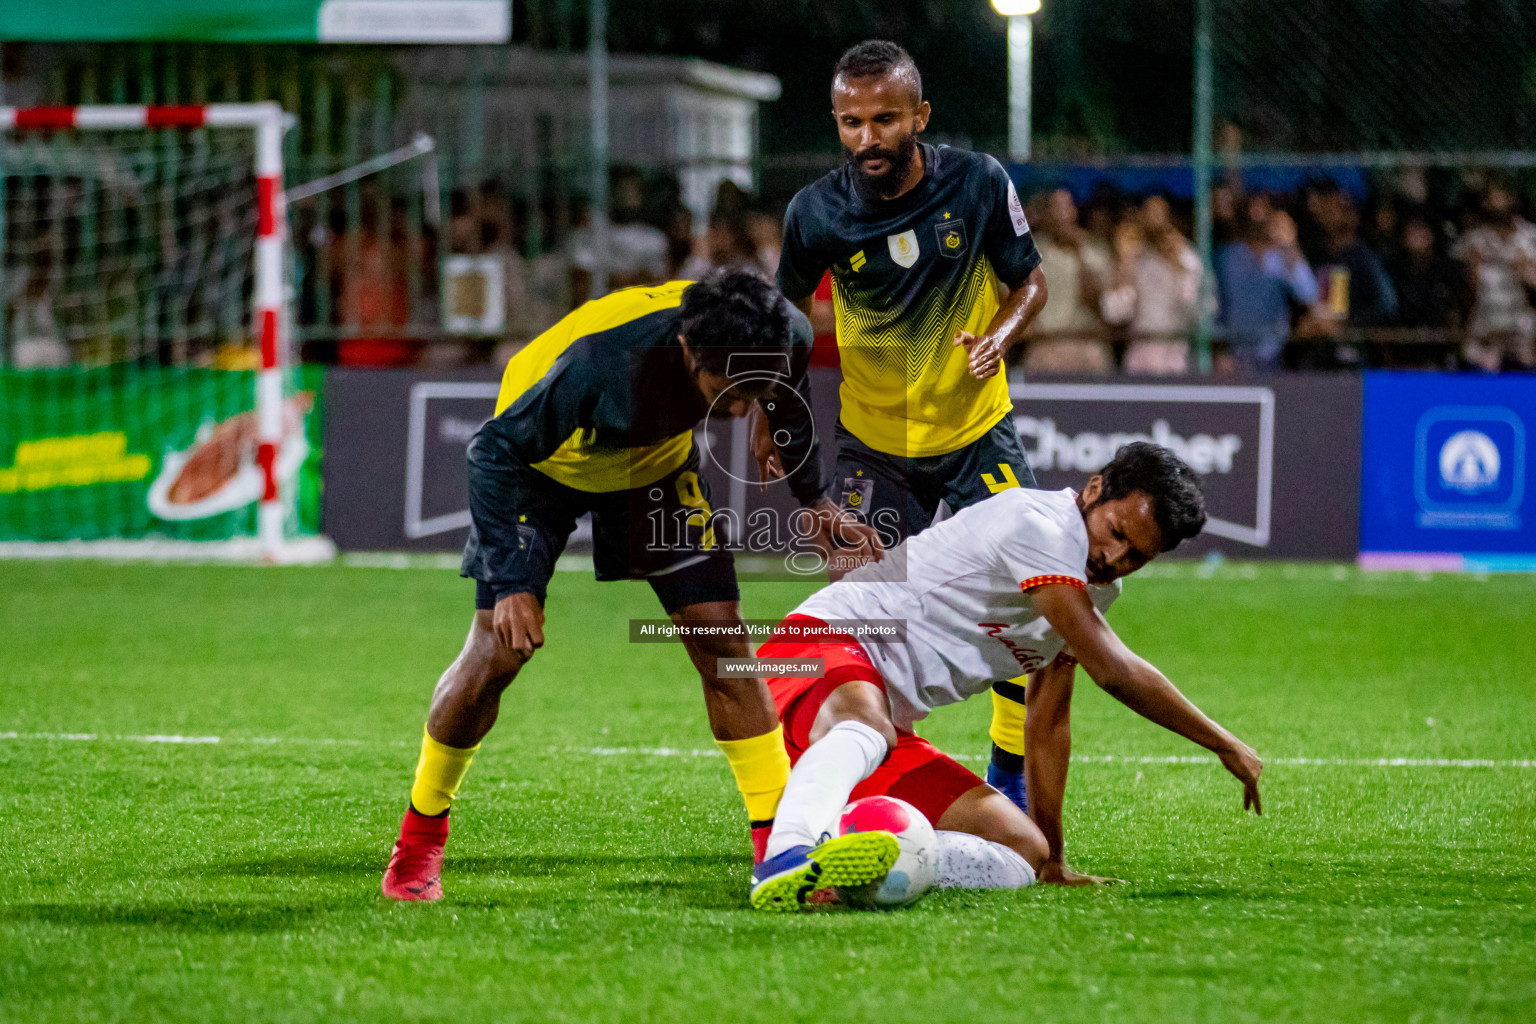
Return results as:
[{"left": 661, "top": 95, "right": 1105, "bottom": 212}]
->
[
  {"left": 763, "top": 720, "right": 889, "bottom": 860},
  {"left": 935, "top": 831, "right": 1037, "bottom": 889}
]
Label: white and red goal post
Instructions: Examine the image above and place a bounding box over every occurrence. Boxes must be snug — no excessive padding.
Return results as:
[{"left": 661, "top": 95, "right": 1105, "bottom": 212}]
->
[{"left": 0, "top": 103, "right": 329, "bottom": 563}]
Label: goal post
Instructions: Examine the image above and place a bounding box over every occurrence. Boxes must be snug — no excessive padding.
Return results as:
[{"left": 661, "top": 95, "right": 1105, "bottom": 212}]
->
[{"left": 0, "top": 103, "right": 332, "bottom": 563}]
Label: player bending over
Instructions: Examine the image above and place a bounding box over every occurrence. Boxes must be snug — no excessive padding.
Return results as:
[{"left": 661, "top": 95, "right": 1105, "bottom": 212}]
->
[
  {"left": 382, "top": 269, "right": 881, "bottom": 901},
  {"left": 749, "top": 443, "right": 1264, "bottom": 910}
]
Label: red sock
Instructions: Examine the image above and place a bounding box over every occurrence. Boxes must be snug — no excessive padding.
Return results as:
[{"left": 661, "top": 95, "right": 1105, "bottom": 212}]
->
[
  {"left": 750, "top": 820, "right": 773, "bottom": 864},
  {"left": 402, "top": 805, "right": 451, "bottom": 844}
]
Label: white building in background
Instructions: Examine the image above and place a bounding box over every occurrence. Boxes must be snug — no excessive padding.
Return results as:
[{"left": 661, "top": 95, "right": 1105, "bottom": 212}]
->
[{"left": 392, "top": 46, "right": 781, "bottom": 228}]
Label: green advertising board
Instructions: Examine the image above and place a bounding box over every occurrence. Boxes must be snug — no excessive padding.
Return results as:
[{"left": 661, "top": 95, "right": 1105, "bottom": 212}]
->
[
  {"left": 0, "top": 368, "right": 324, "bottom": 544},
  {"left": 0, "top": 0, "right": 510, "bottom": 42}
]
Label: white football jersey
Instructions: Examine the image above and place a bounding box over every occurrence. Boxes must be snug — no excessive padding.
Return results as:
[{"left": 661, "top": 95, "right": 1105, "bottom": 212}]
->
[{"left": 796, "top": 487, "right": 1121, "bottom": 731}]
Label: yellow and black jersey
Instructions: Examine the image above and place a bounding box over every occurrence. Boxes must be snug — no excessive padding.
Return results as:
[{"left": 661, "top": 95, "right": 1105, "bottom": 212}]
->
[
  {"left": 462, "top": 282, "right": 823, "bottom": 589},
  {"left": 490, "top": 281, "right": 699, "bottom": 494},
  {"left": 777, "top": 144, "right": 1041, "bottom": 459}
]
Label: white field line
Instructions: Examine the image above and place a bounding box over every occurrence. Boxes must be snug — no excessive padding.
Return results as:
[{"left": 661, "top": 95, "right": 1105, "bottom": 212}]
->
[
  {"left": 2, "top": 732, "right": 1533, "bottom": 769},
  {"left": 0, "top": 731, "right": 388, "bottom": 747},
  {"left": 580, "top": 746, "right": 1536, "bottom": 769}
]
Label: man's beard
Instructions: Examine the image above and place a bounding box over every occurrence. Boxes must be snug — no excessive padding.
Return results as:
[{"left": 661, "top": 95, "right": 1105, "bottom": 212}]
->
[{"left": 845, "top": 131, "right": 920, "bottom": 201}]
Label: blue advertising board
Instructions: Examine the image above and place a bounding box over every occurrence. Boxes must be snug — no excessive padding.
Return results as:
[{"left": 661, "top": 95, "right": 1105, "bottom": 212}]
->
[{"left": 1360, "top": 372, "right": 1536, "bottom": 572}]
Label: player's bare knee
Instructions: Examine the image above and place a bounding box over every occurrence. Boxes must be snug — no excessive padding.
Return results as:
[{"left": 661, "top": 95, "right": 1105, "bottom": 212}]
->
[
  {"left": 1004, "top": 819, "right": 1049, "bottom": 869},
  {"left": 435, "top": 655, "right": 515, "bottom": 710},
  {"left": 672, "top": 601, "right": 746, "bottom": 649},
  {"left": 942, "top": 788, "right": 1048, "bottom": 869},
  {"left": 441, "top": 621, "right": 526, "bottom": 701},
  {"left": 467, "top": 612, "right": 532, "bottom": 671},
  {"left": 810, "top": 680, "right": 898, "bottom": 750},
  {"left": 686, "top": 636, "right": 743, "bottom": 673},
  {"left": 985, "top": 806, "right": 1048, "bottom": 869},
  {"left": 686, "top": 641, "right": 745, "bottom": 697}
]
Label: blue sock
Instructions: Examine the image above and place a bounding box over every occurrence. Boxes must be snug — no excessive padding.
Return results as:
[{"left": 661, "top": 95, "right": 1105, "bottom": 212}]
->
[{"left": 986, "top": 743, "right": 1028, "bottom": 815}]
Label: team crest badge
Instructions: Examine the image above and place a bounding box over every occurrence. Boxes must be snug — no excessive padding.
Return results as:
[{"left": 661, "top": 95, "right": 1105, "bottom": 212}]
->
[
  {"left": 841, "top": 475, "right": 874, "bottom": 516},
  {"left": 513, "top": 523, "right": 537, "bottom": 563},
  {"left": 934, "top": 219, "right": 967, "bottom": 258},
  {"left": 887, "top": 229, "right": 920, "bottom": 268}
]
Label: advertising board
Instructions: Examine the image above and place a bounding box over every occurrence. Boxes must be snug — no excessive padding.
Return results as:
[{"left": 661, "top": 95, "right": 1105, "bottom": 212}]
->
[
  {"left": 324, "top": 369, "right": 1361, "bottom": 561},
  {"left": 1360, "top": 372, "right": 1536, "bottom": 572}
]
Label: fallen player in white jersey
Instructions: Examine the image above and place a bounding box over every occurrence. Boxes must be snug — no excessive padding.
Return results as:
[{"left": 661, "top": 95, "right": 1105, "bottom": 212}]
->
[{"left": 749, "top": 442, "right": 1264, "bottom": 911}]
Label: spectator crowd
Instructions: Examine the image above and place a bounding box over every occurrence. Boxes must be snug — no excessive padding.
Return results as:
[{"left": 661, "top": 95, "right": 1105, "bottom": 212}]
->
[
  {"left": 1016, "top": 170, "right": 1536, "bottom": 376},
  {"left": 7, "top": 157, "right": 1534, "bottom": 377},
  {"left": 415, "top": 163, "right": 1536, "bottom": 376},
  {"left": 422, "top": 166, "right": 785, "bottom": 367}
]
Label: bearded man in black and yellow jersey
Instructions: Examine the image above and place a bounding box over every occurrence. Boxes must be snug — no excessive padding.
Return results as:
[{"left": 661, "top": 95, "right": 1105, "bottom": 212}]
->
[
  {"left": 772, "top": 40, "right": 1048, "bottom": 555},
  {"left": 768, "top": 41, "right": 1055, "bottom": 860},
  {"left": 382, "top": 269, "right": 883, "bottom": 901}
]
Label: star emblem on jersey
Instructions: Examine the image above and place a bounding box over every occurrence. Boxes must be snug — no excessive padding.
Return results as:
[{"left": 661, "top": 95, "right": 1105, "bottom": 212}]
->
[
  {"left": 849, "top": 249, "right": 867, "bottom": 272},
  {"left": 887, "top": 229, "right": 920, "bottom": 268},
  {"left": 934, "top": 219, "right": 967, "bottom": 259}
]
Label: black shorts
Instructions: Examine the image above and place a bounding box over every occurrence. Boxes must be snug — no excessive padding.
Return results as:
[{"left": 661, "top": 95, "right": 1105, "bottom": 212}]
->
[
  {"left": 466, "top": 445, "right": 739, "bottom": 615},
  {"left": 831, "top": 412, "right": 1037, "bottom": 545}
]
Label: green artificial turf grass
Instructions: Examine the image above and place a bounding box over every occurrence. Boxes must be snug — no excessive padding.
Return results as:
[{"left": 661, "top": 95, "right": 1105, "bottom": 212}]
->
[{"left": 1, "top": 560, "right": 1533, "bottom": 1023}]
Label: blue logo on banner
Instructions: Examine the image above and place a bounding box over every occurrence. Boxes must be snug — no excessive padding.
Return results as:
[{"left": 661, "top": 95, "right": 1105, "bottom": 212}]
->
[
  {"left": 1414, "top": 408, "right": 1524, "bottom": 530},
  {"left": 1360, "top": 372, "right": 1535, "bottom": 558}
]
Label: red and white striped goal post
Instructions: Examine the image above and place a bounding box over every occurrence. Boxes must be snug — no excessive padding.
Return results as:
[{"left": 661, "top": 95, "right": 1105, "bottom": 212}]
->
[{"left": 1, "top": 103, "right": 294, "bottom": 561}]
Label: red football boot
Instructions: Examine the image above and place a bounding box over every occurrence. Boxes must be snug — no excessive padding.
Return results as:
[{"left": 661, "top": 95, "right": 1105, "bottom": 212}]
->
[{"left": 382, "top": 807, "right": 449, "bottom": 901}]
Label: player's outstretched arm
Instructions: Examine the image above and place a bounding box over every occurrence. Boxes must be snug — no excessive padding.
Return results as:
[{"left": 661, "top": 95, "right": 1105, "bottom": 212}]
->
[
  {"left": 751, "top": 303, "right": 885, "bottom": 570},
  {"left": 1022, "top": 662, "right": 1070, "bottom": 865},
  {"left": 755, "top": 302, "right": 826, "bottom": 504},
  {"left": 1033, "top": 583, "right": 1264, "bottom": 815},
  {"left": 1022, "top": 660, "right": 1118, "bottom": 884},
  {"left": 747, "top": 402, "right": 784, "bottom": 489},
  {"left": 1022, "top": 659, "right": 1123, "bottom": 884}
]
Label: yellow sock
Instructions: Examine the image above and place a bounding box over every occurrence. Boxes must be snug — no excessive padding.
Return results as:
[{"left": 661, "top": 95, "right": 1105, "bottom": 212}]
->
[
  {"left": 715, "top": 724, "right": 791, "bottom": 824},
  {"left": 410, "top": 725, "right": 480, "bottom": 816},
  {"left": 989, "top": 680, "right": 1028, "bottom": 757}
]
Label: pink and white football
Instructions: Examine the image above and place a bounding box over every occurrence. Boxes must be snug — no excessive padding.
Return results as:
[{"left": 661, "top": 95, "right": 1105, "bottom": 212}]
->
[{"left": 835, "top": 795, "right": 938, "bottom": 909}]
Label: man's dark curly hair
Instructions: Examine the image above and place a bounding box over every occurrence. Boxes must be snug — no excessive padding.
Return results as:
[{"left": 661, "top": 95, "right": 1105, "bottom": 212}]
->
[
  {"left": 678, "top": 268, "right": 793, "bottom": 378},
  {"left": 833, "top": 40, "right": 922, "bottom": 102},
  {"left": 1096, "top": 442, "right": 1208, "bottom": 550}
]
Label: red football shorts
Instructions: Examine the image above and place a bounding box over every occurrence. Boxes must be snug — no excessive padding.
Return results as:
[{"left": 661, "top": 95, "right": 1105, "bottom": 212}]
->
[{"left": 757, "top": 614, "right": 984, "bottom": 826}]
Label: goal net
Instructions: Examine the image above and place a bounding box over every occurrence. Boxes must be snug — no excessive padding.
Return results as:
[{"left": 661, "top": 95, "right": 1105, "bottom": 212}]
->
[{"left": 0, "top": 104, "right": 330, "bottom": 562}]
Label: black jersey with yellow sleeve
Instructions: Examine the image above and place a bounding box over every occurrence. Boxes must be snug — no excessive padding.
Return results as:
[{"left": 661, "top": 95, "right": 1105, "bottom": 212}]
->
[
  {"left": 489, "top": 281, "right": 700, "bottom": 494},
  {"left": 777, "top": 144, "right": 1040, "bottom": 459},
  {"left": 461, "top": 281, "right": 824, "bottom": 590}
]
